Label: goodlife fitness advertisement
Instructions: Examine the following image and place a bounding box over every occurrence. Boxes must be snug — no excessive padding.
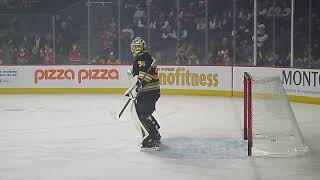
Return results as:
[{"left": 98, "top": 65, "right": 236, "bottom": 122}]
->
[{"left": 157, "top": 66, "right": 232, "bottom": 91}]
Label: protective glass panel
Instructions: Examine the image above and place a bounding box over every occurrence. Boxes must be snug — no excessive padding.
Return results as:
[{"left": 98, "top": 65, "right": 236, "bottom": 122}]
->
[
  {"left": 273, "top": 0, "right": 291, "bottom": 67},
  {"left": 207, "top": 0, "right": 234, "bottom": 65},
  {"left": 255, "top": 0, "right": 274, "bottom": 66},
  {"left": 55, "top": 1, "right": 88, "bottom": 64},
  {"left": 311, "top": 0, "right": 320, "bottom": 68},
  {"left": 235, "top": 0, "right": 254, "bottom": 65},
  {"left": 293, "top": 0, "right": 310, "bottom": 67},
  {"left": 89, "top": 0, "right": 120, "bottom": 65},
  {"left": 0, "top": 15, "right": 52, "bottom": 65},
  {"left": 176, "top": 0, "right": 207, "bottom": 65},
  {"left": 146, "top": 0, "right": 177, "bottom": 65}
]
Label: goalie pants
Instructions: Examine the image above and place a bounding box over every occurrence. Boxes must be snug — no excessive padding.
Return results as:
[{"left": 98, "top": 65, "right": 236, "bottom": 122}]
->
[{"left": 135, "top": 92, "right": 161, "bottom": 144}]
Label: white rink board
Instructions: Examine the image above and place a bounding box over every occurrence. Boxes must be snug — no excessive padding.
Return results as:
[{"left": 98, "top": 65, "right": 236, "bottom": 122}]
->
[
  {"left": 234, "top": 67, "right": 320, "bottom": 98},
  {"left": 0, "top": 65, "right": 319, "bottom": 99},
  {"left": 0, "top": 66, "right": 130, "bottom": 88},
  {"left": 0, "top": 66, "right": 232, "bottom": 92}
]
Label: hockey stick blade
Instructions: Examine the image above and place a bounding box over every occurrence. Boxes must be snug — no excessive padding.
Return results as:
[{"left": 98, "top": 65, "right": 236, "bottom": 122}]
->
[{"left": 108, "top": 111, "right": 118, "bottom": 120}]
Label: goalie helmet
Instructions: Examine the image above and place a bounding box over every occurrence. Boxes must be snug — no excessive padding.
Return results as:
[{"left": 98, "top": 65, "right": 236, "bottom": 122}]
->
[{"left": 131, "top": 37, "right": 146, "bottom": 56}]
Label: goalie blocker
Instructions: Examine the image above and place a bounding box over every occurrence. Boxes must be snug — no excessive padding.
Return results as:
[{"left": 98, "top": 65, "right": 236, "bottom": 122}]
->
[{"left": 124, "top": 37, "right": 161, "bottom": 149}]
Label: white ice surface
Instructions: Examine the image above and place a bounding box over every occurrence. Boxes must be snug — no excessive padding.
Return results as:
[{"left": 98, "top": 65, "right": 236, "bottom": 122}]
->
[{"left": 0, "top": 94, "right": 319, "bottom": 180}]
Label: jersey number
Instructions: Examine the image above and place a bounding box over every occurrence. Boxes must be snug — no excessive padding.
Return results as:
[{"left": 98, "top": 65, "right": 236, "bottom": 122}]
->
[{"left": 138, "top": 60, "right": 146, "bottom": 67}]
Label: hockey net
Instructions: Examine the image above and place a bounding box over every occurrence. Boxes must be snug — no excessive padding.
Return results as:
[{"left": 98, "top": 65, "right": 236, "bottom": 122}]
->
[{"left": 244, "top": 72, "right": 309, "bottom": 157}]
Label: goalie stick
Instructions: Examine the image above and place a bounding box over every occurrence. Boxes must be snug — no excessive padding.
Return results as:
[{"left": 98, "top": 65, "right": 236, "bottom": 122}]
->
[{"left": 118, "top": 58, "right": 156, "bottom": 118}]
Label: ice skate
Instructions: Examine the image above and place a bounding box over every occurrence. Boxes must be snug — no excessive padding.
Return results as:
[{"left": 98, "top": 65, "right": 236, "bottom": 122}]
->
[{"left": 140, "top": 139, "right": 160, "bottom": 151}]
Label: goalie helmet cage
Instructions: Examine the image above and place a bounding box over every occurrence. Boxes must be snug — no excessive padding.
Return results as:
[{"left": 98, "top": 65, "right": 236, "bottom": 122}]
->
[{"left": 243, "top": 72, "right": 309, "bottom": 157}]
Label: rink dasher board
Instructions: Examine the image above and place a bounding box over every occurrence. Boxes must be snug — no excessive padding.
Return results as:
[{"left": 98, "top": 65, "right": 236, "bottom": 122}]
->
[{"left": 0, "top": 65, "right": 319, "bottom": 104}]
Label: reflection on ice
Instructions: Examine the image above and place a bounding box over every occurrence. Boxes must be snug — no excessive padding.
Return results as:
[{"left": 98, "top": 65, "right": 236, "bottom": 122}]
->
[{"left": 148, "top": 137, "right": 247, "bottom": 160}]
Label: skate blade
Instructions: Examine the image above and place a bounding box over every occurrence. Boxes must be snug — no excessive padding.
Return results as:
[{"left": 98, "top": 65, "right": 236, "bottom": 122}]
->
[{"left": 140, "top": 146, "right": 160, "bottom": 152}]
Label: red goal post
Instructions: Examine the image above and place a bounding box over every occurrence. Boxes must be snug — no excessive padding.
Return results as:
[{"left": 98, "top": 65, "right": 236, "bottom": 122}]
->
[{"left": 244, "top": 72, "right": 252, "bottom": 156}]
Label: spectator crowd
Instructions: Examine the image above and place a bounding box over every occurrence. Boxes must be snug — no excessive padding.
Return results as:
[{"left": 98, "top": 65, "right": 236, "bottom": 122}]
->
[{"left": 0, "top": 0, "right": 319, "bottom": 68}]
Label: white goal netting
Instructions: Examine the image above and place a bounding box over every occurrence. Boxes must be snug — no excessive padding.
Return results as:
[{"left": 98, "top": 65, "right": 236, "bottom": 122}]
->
[{"left": 245, "top": 74, "right": 309, "bottom": 157}]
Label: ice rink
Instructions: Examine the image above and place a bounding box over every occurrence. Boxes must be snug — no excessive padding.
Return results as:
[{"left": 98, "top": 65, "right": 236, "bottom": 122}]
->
[{"left": 0, "top": 94, "right": 319, "bottom": 180}]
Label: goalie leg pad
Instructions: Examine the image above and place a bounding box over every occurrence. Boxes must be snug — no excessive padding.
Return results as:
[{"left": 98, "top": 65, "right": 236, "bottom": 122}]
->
[
  {"left": 130, "top": 99, "right": 149, "bottom": 141},
  {"left": 139, "top": 115, "right": 161, "bottom": 146},
  {"left": 139, "top": 115, "right": 160, "bottom": 136},
  {"left": 151, "top": 116, "right": 160, "bottom": 130},
  {"left": 135, "top": 93, "right": 161, "bottom": 145}
]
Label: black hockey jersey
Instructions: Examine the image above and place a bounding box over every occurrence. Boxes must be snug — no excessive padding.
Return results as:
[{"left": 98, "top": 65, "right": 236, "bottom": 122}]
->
[{"left": 132, "top": 51, "right": 160, "bottom": 94}]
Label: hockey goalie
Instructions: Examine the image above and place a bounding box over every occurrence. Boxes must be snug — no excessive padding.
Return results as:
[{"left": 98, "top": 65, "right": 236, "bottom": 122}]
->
[{"left": 123, "top": 37, "right": 161, "bottom": 150}]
